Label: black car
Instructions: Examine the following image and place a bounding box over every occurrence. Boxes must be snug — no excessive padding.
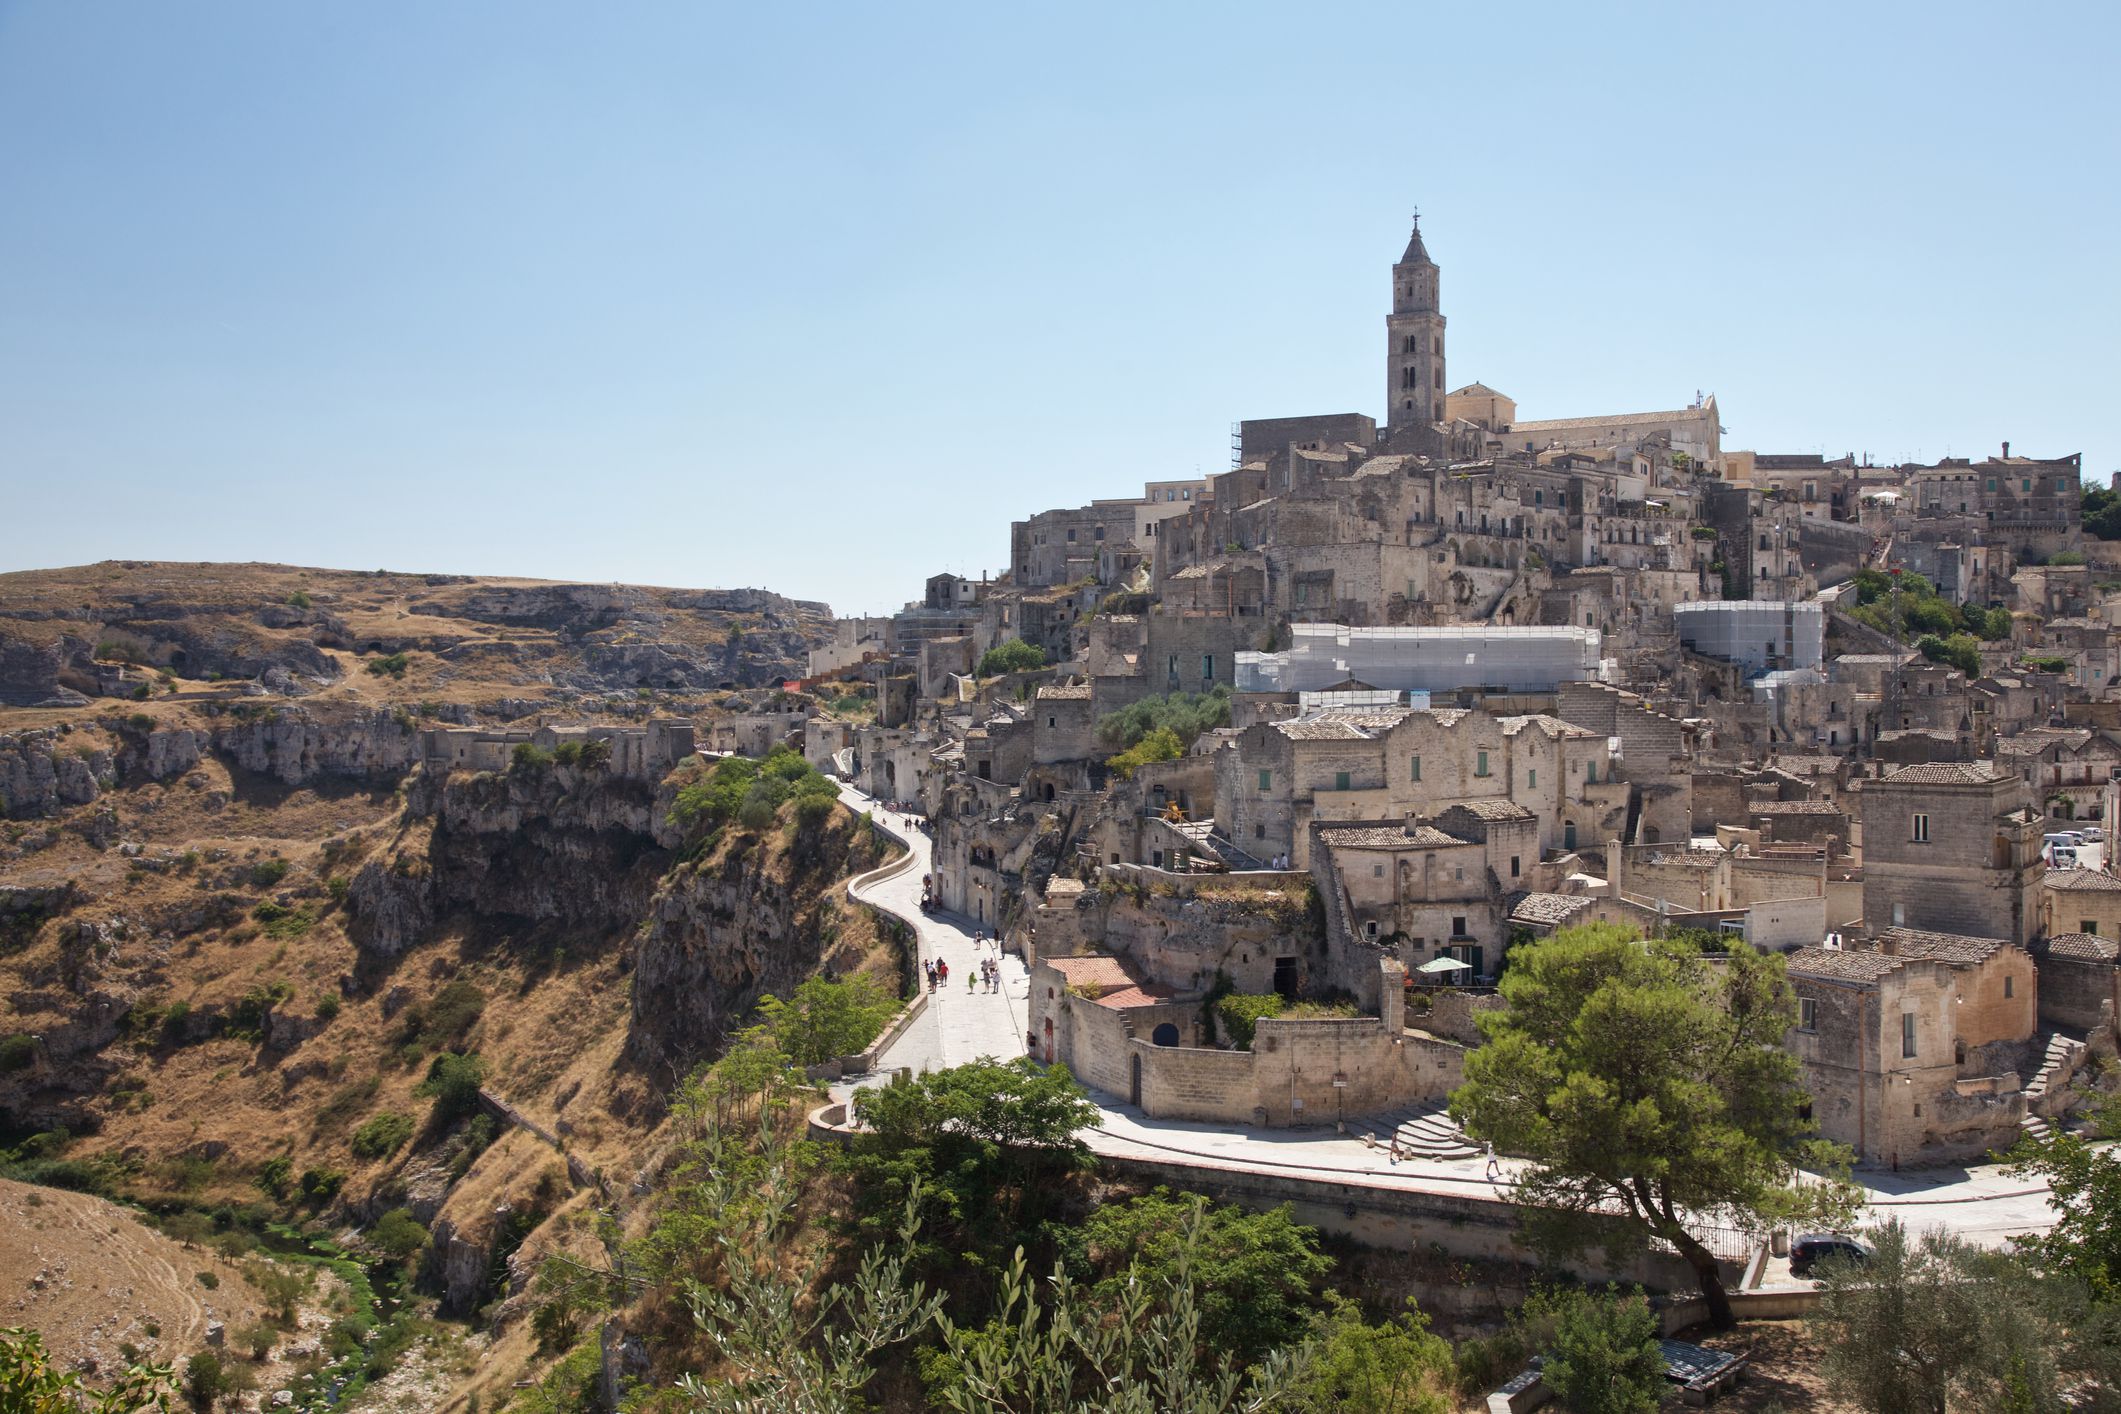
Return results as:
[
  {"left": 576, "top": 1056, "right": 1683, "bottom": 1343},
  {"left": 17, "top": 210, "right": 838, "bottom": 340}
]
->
[{"left": 1789, "top": 1233, "right": 1873, "bottom": 1277}]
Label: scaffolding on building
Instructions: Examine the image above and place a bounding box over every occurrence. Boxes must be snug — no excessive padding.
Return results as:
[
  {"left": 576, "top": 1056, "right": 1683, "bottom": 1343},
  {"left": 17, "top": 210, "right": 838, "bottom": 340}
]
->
[{"left": 1236, "top": 623, "right": 1604, "bottom": 695}]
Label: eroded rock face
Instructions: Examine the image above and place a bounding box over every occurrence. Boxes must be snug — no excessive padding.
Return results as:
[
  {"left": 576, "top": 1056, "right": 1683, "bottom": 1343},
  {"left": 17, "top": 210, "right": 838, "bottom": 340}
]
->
[
  {"left": 348, "top": 764, "right": 671, "bottom": 963},
  {"left": 0, "top": 729, "right": 114, "bottom": 818},
  {"left": 208, "top": 706, "right": 420, "bottom": 785},
  {"left": 0, "top": 638, "right": 84, "bottom": 708},
  {"left": 626, "top": 854, "right": 829, "bottom": 1078}
]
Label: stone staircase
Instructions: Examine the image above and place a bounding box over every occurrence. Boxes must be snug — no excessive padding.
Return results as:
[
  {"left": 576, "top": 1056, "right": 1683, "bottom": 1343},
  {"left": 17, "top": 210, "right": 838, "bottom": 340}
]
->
[
  {"left": 1163, "top": 817, "right": 1270, "bottom": 872},
  {"left": 2022, "top": 1031, "right": 2083, "bottom": 1107},
  {"left": 1367, "top": 1102, "right": 1481, "bottom": 1161},
  {"left": 2021, "top": 1113, "right": 2054, "bottom": 1143}
]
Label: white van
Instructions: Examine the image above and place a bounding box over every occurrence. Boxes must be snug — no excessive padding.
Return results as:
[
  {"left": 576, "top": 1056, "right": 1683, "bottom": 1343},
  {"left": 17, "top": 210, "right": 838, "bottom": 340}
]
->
[
  {"left": 2050, "top": 845, "right": 2081, "bottom": 869},
  {"left": 2047, "top": 831, "right": 2086, "bottom": 851}
]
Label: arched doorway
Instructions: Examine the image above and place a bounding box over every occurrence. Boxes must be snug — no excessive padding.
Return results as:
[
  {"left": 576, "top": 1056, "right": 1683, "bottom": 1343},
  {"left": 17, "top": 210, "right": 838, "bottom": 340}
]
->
[
  {"left": 1564, "top": 820, "right": 1577, "bottom": 851},
  {"left": 1042, "top": 1017, "right": 1054, "bottom": 1066},
  {"left": 1151, "top": 1022, "right": 1179, "bottom": 1047},
  {"left": 1129, "top": 1053, "right": 1142, "bottom": 1105}
]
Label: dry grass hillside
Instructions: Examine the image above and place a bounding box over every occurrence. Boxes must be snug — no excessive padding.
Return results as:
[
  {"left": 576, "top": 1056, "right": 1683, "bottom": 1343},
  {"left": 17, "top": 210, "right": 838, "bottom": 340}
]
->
[{"left": 0, "top": 561, "right": 913, "bottom": 1408}]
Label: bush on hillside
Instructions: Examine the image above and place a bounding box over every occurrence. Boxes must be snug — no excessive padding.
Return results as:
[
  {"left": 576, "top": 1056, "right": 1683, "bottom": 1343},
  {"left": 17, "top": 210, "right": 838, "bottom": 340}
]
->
[{"left": 1107, "top": 726, "right": 1183, "bottom": 781}]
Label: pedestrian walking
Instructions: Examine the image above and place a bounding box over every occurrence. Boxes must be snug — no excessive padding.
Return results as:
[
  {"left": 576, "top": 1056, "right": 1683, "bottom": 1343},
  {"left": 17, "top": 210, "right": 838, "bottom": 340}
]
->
[
  {"left": 924, "top": 960, "right": 936, "bottom": 993},
  {"left": 937, "top": 958, "right": 949, "bottom": 987},
  {"left": 1484, "top": 1142, "right": 1500, "bottom": 1181},
  {"left": 966, "top": 966, "right": 976, "bottom": 994}
]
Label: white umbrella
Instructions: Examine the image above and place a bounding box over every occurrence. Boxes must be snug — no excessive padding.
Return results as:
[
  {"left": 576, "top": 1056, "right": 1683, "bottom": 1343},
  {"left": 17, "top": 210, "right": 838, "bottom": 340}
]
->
[{"left": 1417, "top": 956, "right": 1472, "bottom": 975}]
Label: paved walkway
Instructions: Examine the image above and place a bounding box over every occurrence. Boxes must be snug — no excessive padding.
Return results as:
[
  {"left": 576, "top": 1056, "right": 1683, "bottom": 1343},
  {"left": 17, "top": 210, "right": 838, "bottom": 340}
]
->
[
  {"left": 829, "top": 783, "right": 2064, "bottom": 1249},
  {"left": 837, "top": 785, "right": 1029, "bottom": 1072}
]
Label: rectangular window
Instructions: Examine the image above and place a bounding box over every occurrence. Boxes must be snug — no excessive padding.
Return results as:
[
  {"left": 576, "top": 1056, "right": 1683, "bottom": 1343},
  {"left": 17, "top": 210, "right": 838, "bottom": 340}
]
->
[
  {"left": 1373, "top": 864, "right": 1384, "bottom": 878},
  {"left": 1912, "top": 813, "right": 1930, "bottom": 842},
  {"left": 1168, "top": 653, "right": 1178, "bottom": 679},
  {"left": 2084, "top": 920, "right": 2099, "bottom": 936},
  {"left": 1410, "top": 755, "right": 1421, "bottom": 782},
  {"left": 1335, "top": 771, "right": 1351, "bottom": 791},
  {"left": 1452, "top": 916, "right": 1467, "bottom": 937},
  {"left": 1986, "top": 478, "right": 1997, "bottom": 492},
  {"left": 1901, "top": 1012, "right": 1917, "bottom": 1059},
  {"left": 1258, "top": 770, "right": 1272, "bottom": 792},
  {"left": 2023, "top": 479, "right": 2033, "bottom": 492},
  {"left": 2005, "top": 975, "right": 2015, "bottom": 998},
  {"left": 1799, "top": 998, "right": 1817, "bottom": 1031},
  {"left": 1510, "top": 855, "right": 1520, "bottom": 878},
  {"left": 1528, "top": 768, "right": 1537, "bottom": 789},
  {"left": 1475, "top": 750, "right": 1490, "bottom": 777},
  {"left": 1067, "top": 528, "right": 1076, "bottom": 541},
  {"left": 1047, "top": 716, "right": 1056, "bottom": 728},
  {"left": 1202, "top": 654, "right": 1214, "bottom": 681}
]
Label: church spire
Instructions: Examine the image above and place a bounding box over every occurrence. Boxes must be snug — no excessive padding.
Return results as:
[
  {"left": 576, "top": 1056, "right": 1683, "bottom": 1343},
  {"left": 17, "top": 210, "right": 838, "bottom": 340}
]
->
[
  {"left": 1400, "top": 210, "right": 1431, "bottom": 266},
  {"left": 1386, "top": 210, "right": 1445, "bottom": 433}
]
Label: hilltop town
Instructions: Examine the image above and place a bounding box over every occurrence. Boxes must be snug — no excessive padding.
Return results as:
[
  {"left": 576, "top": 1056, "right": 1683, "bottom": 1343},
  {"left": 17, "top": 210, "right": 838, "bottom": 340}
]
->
[
  {"left": 3, "top": 215, "right": 2119, "bottom": 1409},
  {"left": 821, "top": 214, "right": 2114, "bottom": 1175}
]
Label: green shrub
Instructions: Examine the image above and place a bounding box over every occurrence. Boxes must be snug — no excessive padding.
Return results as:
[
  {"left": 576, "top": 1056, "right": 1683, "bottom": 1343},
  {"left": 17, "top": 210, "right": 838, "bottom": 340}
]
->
[
  {"left": 314, "top": 994, "right": 341, "bottom": 1023},
  {"left": 298, "top": 1167, "right": 346, "bottom": 1206},
  {"left": 1535, "top": 1286, "right": 1663, "bottom": 1414},
  {"left": 248, "top": 857, "right": 291, "bottom": 888},
  {"left": 1215, "top": 993, "right": 1284, "bottom": 1050},
  {"left": 1108, "top": 726, "right": 1184, "bottom": 781},
  {"left": 976, "top": 638, "right": 1045, "bottom": 676},
  {"left": 286, "top": 590, "right": 312, "bottom": 609},
  {"left": 254, "top": 1155, "right": 294, "bottom": 1199},
  {"left": 370, "top": 1207, "right": 429, "bottom": 1261},
  {"left": 351, "top": 1110, "right": 414, "bottom": 1161},
  {"left": 129, "top": 684, "right": 150, "bottom": 701},
  {"left": 1097, "top": 684, "right": 1231, "bottom": 751},
  {"left": 325, "top": 874, "right": 350, "bottom": 905},
  {"left": 193, "top": 1270, "right": 219, "bottom": 1290},
  {"left": 365, "top": 651, "right": 410, "bottom": 678},
  {"left": 419, "top": 1052, "right": 488, "bottom": 1124},
  {"left": 511, "top": 742, "right": 555, "bottom": 771},
  {"left": 0, "top": 1033, "right": 34, "bottom": 1072}
]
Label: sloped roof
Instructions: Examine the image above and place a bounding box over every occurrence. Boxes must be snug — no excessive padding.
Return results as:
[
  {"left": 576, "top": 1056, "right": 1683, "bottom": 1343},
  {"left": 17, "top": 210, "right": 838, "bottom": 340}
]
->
[
  {"left": 1789, "top": 947, "right": 1903, "bottom": 983},
  {"left": 1880, "top": 762, "right": 2015, "bottom": 785},
  {"left": 1508, "top": 892, "right": 1593, "bottom": 927},
  {"left": 2046, "top": 868, "right": 2121, "bottom": 893},
  {"left": 1035, "top": 683, "right": 1092, "bottom": 700},
  {"left": 1445, "top": 799, "right": 1539, "bottom": 821},
  {"left": 1318, "top": 824, "right": 1464, "bottom": 849},
  {"left": 1045, "top": 955, "right": 1174, "bottom": 1009},
  {"left": 2037, "top": 932, "right": 2120, "bottom": 963},
  {"left": 1879, "top": 927, "right": 2011, "bottom": 965}
]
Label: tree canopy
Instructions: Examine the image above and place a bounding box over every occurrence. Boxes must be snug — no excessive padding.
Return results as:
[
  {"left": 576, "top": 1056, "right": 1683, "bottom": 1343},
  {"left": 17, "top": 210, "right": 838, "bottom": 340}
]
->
[
  {"left": 1097, "top": 685, "right": 1232, "bottom": 752},
  {"left": 977, "top": 639, "right": 1046, "bottom": 677},
  {"left": 1449, "top": 922, "right": 1856, "bottom": 1326}
]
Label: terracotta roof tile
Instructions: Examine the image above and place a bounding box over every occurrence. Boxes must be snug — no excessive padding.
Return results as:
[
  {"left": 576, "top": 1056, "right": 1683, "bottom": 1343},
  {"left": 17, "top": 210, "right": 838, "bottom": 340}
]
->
[
  {"left": 1879, "top": 927, "right": 2010, "bottom": 964},
  {"left": 1789, "top": 947, "right": 1903, "bottom": 983},
  {"left": 2045, "top": 868, "right": 2121, "bottom": 893}
]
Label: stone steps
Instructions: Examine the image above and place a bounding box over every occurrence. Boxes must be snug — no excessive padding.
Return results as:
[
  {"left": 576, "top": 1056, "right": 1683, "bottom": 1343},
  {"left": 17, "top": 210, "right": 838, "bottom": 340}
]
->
[
  {"left": 2023, "top": 1032, "right": 2082, "bottom": 1101},
  {"left": 2021, "top": 1114, "right": 2053, "bottom": 1143},
  {"left": 1367, "top": 1104, "right": 1481, "bottom": 1160}
]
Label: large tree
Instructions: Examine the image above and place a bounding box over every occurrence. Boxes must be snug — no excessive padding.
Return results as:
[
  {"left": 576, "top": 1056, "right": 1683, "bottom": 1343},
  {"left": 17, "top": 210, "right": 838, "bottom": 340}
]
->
[{"left": 1450, "top": 923, "right": 1855, "bottom": 1327}]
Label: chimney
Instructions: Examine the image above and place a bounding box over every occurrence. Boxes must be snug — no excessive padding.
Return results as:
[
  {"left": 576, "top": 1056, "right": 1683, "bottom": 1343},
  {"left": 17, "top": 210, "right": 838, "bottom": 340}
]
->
[{"left": 2002, "top": 441, "right": 2010, "bottom": 459}]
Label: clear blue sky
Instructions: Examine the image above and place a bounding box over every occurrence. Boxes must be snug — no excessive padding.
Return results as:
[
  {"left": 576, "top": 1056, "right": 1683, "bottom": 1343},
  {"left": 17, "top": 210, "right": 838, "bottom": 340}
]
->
[{"left": 2, "top": 2, "right": 2114, "bottom": 616}]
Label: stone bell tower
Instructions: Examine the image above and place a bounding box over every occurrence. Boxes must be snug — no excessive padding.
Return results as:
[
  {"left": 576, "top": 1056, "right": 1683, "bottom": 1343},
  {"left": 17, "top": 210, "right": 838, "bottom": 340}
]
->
[{"left": 1386, "top": 213, "right": 1445, "bottom": 434}]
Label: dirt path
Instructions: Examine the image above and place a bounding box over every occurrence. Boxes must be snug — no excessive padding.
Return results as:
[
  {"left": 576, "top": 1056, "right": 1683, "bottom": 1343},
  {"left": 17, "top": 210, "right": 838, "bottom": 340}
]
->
[{"left": 0, "top": 1178, "right": 260, "bottom": 1375}]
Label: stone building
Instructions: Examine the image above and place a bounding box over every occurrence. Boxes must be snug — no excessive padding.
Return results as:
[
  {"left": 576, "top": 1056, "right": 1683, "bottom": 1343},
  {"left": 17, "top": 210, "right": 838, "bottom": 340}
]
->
[
  {"left": 2027, "top": 933, "right": 2121, "bottom": 1034},
  {"left": 1786, "top": 929, "right": 2037, "bottom": 1166},
  {"left": 1859, "top": 762, "right": 2044, "bottom": 947},
  {"left": 2041, "top": 867, "right": 2121, "bottom": 943},
  {"left": 1213, "top": 704, "right": 1624, "bottom": 870}
]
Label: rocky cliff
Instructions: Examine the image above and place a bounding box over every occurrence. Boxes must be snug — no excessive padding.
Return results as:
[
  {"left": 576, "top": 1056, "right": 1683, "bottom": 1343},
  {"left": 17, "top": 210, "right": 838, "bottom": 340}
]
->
[{"left": 0, "top": 562, "right": 834, "bottom": 706}]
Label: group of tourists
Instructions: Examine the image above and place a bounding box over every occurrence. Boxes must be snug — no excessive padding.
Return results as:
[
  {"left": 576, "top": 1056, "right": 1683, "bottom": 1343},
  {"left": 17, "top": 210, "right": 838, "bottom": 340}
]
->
[{"left": 922, "top": 936, "right": 1005, "bottom": 996}]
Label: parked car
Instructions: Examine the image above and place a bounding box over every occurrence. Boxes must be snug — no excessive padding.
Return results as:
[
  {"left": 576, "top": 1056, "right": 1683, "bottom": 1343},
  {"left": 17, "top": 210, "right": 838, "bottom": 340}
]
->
[
  {"left": 2082, "top": 827, "right": 2105, "bottom": 844},
  {"left": 1790, "top": 1233, "right": 1874, "bottom": 1278},
  {"left": 2050, "top": 846, "right": 2081, "bottom": 869}
]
